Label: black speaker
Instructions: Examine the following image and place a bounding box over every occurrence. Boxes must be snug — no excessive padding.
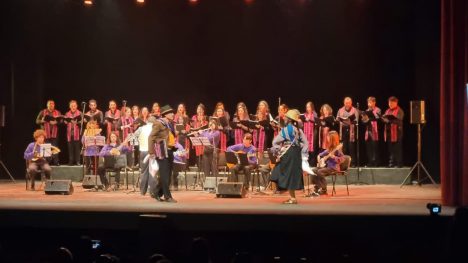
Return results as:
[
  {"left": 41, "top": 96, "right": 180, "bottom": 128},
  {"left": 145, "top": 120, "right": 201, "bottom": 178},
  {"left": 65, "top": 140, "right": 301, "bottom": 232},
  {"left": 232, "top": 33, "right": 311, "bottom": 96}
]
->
[
  {"left": 410, "top": 101, "right": 426, "bottom": 124},
  {"left": 44, "top": 180, "right": 74, "bottom": 195},
  {"left": 203, "top": 177, "right": 228, "bottom": 191},
  {"left": 82, "top": 175, "right": 104, "bottom": 189},
  {"left": 0, "top": 105, "right": 5, "bottom": 127},
  {"left": 216, "top": 182, "right": 246, "bottom": 198}
]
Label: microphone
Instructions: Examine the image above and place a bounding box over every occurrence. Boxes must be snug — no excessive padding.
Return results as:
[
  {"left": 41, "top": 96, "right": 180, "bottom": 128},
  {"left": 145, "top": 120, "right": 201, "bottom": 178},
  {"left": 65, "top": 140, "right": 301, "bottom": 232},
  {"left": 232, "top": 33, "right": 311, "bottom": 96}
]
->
[
  {"left": 122, "top": 100, "right": 127, "bottom": 105},
  {"left": 81, "top": 101, "right": 87, "bottom": 105},
  {"left": 356, "top": 102, "right": 360, "bottom": 109}
]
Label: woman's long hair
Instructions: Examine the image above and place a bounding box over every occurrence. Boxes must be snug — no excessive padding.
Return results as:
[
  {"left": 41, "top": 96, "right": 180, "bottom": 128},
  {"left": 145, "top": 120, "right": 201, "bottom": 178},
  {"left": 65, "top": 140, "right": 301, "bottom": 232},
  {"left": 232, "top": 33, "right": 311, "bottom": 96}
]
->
[{"left": 327, "top": 131, "right": 340, "bottom": 152}]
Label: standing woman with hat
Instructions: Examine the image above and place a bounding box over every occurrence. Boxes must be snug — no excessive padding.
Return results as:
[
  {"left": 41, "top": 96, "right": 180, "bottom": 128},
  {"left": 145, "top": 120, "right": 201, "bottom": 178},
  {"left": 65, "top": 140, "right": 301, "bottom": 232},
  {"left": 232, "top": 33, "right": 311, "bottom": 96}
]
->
[
  {"left": 148, "top": 105, "right": 177, "bottom": 203},
  {"left": 269, "top": 109, "right": 309, "bottom": 204}
]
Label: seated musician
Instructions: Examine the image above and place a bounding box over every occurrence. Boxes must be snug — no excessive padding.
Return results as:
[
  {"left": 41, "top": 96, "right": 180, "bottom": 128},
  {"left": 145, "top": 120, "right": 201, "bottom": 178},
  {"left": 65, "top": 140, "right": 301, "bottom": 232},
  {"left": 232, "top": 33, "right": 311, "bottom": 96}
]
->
[
  {"left": 98, "top": 132, "right": 130, "bottom": 190},
  {"left": 226, "top": 133, "right": 257, "bottom": 191},
  {"left": 23, "top": 129, "right": 53, "bottom": 190},
  {"left": 171, "top": 142, "right": 187, "bottom": 191},
  {"left": 312, "top": 131, "right": 344, "bottom": 197}
]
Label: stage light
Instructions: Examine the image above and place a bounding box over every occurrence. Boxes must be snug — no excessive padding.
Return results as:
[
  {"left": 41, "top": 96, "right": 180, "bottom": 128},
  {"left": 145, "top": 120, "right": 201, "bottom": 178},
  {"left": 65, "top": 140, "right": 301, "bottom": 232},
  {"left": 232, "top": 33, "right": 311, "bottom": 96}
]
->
[
  {"left": 245, "top": 0, "right": 254, "bottom": 5},
  {"left": 189, "top": 0, "right": 198, "bottom": 5},
  {"left": 84, "top": 0, "right": 93, "bottom": 6},
  {"left": 136, "top": 0, "right": 145, "bottom": 4},
  {"left": 426, "top": 203, "right": 442, "bottom": 216}
]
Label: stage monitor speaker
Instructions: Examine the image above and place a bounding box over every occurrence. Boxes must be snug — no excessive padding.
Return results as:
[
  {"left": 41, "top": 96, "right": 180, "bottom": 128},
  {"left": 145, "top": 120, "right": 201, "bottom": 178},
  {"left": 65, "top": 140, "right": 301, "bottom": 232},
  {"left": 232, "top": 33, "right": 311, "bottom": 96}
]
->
[
  {"left": 216, "top": 182, "right": 246, "bottom": 198},
  {"left": 44, "top": 180, "right": 74, "bottom": 195},
  {"left": 82, "top": 175, "right": 104, "bottom": 189},
  {"left": 410, "top": 100, "right": 426, "bottom": 124},
  {"left": 203, "top": 177, "right": 228, "bottom": 191},
  {"left": 0, "top": 105, "right": 5, "bottom": 127}
]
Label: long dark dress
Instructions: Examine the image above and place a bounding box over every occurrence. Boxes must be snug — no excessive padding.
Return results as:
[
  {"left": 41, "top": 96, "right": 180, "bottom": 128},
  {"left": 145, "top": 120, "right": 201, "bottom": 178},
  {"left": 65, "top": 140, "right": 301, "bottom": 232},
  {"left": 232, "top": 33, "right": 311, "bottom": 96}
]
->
[
  {"left": 270, "top": 145, "right": 304, "bottom": 190},
  {"left": 269, "top": 123, "right": 308, "bottom": 190}
]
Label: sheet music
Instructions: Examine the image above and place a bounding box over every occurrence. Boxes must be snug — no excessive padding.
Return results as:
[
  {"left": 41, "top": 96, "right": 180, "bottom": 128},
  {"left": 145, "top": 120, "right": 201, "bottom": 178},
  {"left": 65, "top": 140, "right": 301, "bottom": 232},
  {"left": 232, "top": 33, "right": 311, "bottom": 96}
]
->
[
  {"left": 39, "top": 144, "right": 52, "bottom": 158},
  {"left": 84, "top": 136, "right": 106, "bottom": 147},
  {"left": 189, "top": 137, "right": 203, "bottom": 146},
  {"left": 198, "top": 137, "right": 212, "bottom": 146}
]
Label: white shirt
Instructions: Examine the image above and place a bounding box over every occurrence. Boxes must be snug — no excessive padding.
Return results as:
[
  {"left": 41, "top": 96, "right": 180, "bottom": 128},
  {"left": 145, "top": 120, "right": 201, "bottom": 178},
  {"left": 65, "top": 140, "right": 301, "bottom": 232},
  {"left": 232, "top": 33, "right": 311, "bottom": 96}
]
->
[{"left": 134, "top": 123, "right": 153, "bottom": 152}]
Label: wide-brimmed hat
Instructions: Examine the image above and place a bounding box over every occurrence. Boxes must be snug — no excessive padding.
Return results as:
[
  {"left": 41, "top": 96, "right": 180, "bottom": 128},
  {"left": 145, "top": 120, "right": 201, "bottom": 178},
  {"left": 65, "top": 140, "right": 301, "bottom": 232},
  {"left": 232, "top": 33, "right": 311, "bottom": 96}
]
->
[
  {"left": 285, "top": 109, "right": 300, "bottom": 122},
  {"left": 160, "top": 105, "right": 174, "bottom": 116}
]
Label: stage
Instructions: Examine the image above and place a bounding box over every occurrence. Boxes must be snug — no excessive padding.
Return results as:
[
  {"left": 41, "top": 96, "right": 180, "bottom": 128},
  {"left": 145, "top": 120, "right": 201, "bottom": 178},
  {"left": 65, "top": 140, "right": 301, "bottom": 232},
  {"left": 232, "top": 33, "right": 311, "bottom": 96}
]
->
[{"left": 0, "top": 180, "right": 448, "bottom": 223}]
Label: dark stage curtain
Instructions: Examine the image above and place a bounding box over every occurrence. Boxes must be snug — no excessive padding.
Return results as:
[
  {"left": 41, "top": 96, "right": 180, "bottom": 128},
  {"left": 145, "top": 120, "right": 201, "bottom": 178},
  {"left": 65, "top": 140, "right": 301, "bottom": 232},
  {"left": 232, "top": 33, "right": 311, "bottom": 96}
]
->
[{"left": 440, "top": 0, "right": 468, "bottom": 206}]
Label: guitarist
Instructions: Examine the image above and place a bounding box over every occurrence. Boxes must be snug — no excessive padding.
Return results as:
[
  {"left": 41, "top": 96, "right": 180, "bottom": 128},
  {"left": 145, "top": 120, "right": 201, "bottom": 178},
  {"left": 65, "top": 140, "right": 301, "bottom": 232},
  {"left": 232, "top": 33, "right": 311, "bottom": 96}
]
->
[
  {"left": 312, "top": 131, "right": 344, "bottom": 197},
  {"left": 226, "top": 133, "right": 257, "bottom": 191},
  {"left": 98, "top": 132, "right": 132, "bottom": 190},
  {"left": 24, "top": 129, "right": 52, "bottom": 190}
]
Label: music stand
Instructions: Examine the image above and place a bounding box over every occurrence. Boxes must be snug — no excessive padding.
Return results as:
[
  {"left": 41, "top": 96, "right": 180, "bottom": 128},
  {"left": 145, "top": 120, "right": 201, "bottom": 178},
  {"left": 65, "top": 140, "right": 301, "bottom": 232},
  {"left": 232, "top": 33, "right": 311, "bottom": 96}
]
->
[
  {"left": 84, "top": 136, "right": 105, "bottom": 190},
  {"left": 189, "top": 137, "right": 207, "bottom": 190}
]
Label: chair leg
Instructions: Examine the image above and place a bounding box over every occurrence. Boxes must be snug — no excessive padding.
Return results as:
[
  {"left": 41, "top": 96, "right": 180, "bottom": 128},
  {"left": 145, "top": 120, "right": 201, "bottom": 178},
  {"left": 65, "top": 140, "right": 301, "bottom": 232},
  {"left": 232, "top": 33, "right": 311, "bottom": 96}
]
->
[
  {"left": 184, "top": 170, "right": 188, "bottom": 191},
  {"left": 332, "top": 174, "right": 336, "bottom": 196},
  {"left": 25, "top": 173, "right": 29, "bottom": 190},
  {"left": 345, "top": 173, "right": 349, "bottom": 196}
]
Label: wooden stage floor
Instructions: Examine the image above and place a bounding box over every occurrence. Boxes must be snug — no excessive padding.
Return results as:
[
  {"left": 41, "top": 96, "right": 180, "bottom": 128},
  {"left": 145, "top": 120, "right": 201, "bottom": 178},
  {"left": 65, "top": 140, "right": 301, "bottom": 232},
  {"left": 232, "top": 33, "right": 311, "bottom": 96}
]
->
[{"left": 0, "top": 181, "right": 451, "bottom": 216}]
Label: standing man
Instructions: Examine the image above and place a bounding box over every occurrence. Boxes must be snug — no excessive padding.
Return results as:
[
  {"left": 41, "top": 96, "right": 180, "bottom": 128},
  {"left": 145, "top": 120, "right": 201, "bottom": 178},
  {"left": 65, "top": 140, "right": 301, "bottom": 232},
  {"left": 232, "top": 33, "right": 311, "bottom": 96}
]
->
[
  {"left": 133, "top": 116, "right": 157, "bottom": 196},
  {"left": 85, "top": 99, "right": 104, "bottom": 128},
  {"left": 382, "top": 96, "right": 404, "bottom": 167},
  {"left": 64, "top": 100, "right": 82, "bottom": 166},
  {"left": 362, "top": 97, "right": 382, "bottom": 167},
  {"left": 336, "top": 97, "right": 359, "bottom": 167},
  {"left": 36, "top": 100, "right": 61, "bottom": 165},
  {"left": 148, "top": 105, "right": 177, "bottom": 203}
]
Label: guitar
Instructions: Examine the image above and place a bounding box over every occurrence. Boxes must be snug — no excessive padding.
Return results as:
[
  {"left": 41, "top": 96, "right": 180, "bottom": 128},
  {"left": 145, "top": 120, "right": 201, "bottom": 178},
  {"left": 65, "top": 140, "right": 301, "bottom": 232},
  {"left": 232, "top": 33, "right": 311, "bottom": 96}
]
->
[
  {"left": 31, "top": 143, "right": 61, "bottom": 162},
  {"left": 226, "top": 150, "right": 257, "bottom": 169},
  {"left": 317, "top": 144, "right": 343, "bottom": 168},
  {"left": 109, "top": 133, "right": 136, "bottom": 156}
]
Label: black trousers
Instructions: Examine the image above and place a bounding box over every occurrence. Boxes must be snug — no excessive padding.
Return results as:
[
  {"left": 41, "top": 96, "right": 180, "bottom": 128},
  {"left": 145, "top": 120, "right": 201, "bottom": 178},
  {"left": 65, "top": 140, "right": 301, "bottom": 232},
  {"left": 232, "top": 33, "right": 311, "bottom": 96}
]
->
[
  {"left": 67, "top": 140, "right": 81, "bottom": 165},
  {"left": 97, "top": 167, "right": 120, "bottom": 187},
  {"left": 341, "top": 128, "right": 356, "bottom": 166},
  {"left": 139, "top": 151, "right": 156, "bottom": 195},
  {"left": 307, "top": 151, "right": 318, "bottom": 167},
  {"left": 365, "top": 140, "right": 380, "bottom": 167},
  {"left": 202, "top": 149, "right": 218, "bottom": 179},
  {"left": 151, "top": 150, "right": 174, "bottom": 199},
  {"left": 229, "top": 164, "right": 257, "bottom": 189},
  {"left": 388, "top": 141, "right": 403, "bottom": 167},
  {"left": 27, "top": 160, "right": 51, "bottom": 189},
  {"left": 46, "top": 137, "right": 60, "bottom": 165},
  {"left": 133, "top": 145, "right": 140, "bottom": 167},
  {"left": 85, "top": 156, "right": 98, "bottom": 175}
]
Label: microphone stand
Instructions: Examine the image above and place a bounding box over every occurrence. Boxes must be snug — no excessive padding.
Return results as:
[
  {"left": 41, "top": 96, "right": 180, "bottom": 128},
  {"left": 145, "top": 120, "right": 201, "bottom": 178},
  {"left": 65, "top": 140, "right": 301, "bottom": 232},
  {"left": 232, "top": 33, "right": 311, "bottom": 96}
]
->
[
  {"left": 352, "top": 102, "right": 368, "bottom": 185},
  {"left": 80, "top": 102, "right": 87, "bottom": 183}
]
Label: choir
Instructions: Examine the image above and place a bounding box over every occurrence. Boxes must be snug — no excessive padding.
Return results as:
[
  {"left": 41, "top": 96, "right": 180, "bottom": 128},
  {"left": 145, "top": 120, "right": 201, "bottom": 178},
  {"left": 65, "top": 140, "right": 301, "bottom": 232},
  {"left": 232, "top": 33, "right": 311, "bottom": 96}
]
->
[{"left": 26, "top": 97, "right": 405, "bottom": 197}]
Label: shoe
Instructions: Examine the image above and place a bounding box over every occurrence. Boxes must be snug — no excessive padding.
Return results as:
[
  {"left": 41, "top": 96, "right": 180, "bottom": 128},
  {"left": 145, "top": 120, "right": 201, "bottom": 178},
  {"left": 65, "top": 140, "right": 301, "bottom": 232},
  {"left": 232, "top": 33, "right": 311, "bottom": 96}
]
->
[
  {"left": 165, "top": 198, "right": 177, "bottom": 203},
  {"left": 282, "top": 198, "right": 298, "bottom": 204},
  {"left": 154, "top": 195, "right": 164, "bottom": 202},
  {"left": 309, "top": 191, "right": 320, "bottom": 197},
  {"left": 318, "top": 189, "right": 328, "bottom": 195}
]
